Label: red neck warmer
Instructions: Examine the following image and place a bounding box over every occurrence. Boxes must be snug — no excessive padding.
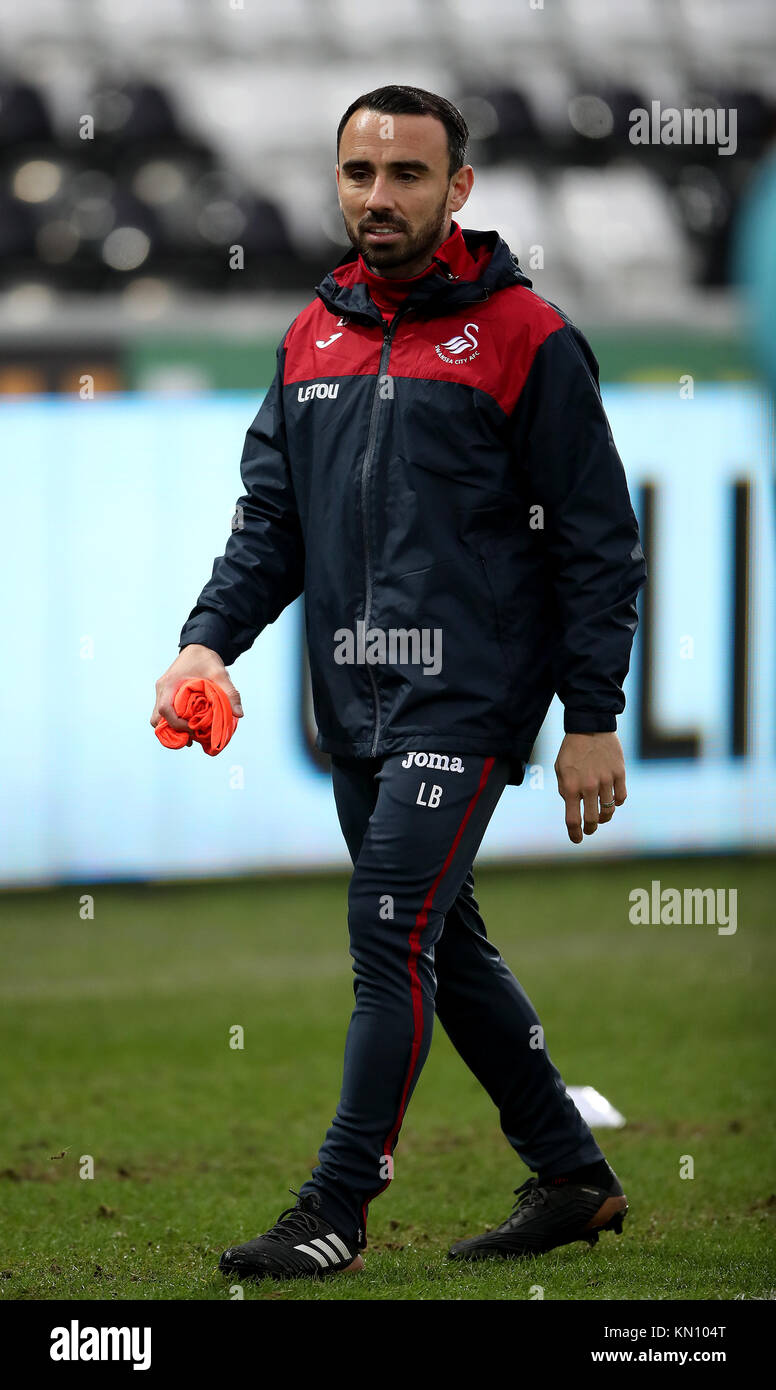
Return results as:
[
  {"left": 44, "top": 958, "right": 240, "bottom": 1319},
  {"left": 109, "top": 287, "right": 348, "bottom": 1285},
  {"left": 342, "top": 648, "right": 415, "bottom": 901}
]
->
[{"left": 353, "top": 221, "right": 485, "bottom": 318}]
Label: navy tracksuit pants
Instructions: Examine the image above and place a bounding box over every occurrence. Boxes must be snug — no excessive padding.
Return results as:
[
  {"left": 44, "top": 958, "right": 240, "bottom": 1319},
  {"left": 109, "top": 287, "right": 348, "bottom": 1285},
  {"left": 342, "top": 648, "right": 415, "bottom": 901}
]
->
[{"left": 297, "top": 750, "right": 604, "bottom": 1245}]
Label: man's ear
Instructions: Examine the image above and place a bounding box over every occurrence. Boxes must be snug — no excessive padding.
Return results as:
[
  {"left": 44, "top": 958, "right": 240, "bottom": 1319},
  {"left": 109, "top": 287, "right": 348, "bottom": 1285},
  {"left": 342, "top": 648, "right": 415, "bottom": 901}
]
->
[{"left": 449, "top": 164, "right": 474, "bottom": 214}]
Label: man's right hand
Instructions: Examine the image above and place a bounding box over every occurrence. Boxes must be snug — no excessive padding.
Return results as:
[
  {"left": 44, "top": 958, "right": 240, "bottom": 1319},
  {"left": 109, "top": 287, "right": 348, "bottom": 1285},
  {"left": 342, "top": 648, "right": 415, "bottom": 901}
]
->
[{"left": 150, "top": 644, "right": 244, "bottom": 735}]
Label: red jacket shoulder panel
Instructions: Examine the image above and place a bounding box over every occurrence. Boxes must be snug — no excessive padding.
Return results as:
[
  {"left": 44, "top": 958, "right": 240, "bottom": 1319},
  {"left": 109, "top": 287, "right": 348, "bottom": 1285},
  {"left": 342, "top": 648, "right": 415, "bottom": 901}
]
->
[
  {"left": 280, "top": 282, "right": 565, "bottom": 414},
  {"left": 283, "top": 298, "right": 383, "bottom": 385}
]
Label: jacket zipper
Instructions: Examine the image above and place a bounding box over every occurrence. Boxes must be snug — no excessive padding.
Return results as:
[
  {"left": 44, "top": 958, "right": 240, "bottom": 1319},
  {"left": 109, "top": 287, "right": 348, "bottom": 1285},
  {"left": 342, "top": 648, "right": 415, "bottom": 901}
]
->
[{"left": 360, "top": 309, "right": 405, "bottom": 758}]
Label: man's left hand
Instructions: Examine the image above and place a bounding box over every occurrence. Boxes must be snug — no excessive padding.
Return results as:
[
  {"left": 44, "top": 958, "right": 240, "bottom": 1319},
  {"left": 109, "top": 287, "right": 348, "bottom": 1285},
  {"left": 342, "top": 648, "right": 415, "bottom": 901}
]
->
[{"left": 554, "top": 732, "right": 627, "bottom": 844}]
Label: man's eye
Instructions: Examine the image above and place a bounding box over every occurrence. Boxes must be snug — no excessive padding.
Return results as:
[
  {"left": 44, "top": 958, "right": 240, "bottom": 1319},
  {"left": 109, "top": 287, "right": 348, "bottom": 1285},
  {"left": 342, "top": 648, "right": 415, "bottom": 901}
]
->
[{"left": 398, "top": 172, "right": 417, "bottom": 182}]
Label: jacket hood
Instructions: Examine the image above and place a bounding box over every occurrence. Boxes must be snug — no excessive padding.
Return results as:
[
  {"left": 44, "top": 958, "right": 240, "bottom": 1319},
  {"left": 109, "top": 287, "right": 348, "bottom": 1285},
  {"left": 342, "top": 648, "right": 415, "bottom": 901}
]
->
[{"left": 315, "top": 224, "right": 534, "bottom": 325}]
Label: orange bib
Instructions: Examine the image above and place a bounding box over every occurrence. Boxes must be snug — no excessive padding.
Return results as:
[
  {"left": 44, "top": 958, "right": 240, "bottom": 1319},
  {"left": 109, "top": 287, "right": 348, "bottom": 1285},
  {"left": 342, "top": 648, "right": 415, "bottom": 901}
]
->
[{"left": 155, "top": 678, "right": 238, "bottom": 757}]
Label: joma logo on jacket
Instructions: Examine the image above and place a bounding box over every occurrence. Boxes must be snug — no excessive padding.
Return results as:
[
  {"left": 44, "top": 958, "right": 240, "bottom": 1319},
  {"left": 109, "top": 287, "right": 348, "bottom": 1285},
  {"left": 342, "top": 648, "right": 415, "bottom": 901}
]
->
[{"left": 179, "top": 222, "right": 647, "bottom": 784}]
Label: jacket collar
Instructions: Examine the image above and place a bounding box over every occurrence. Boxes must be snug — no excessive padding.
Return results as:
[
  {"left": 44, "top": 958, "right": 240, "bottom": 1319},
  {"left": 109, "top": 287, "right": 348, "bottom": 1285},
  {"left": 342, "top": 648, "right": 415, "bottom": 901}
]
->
[{"left": 315, "top": 222, "right": 533, "bottom": 325}]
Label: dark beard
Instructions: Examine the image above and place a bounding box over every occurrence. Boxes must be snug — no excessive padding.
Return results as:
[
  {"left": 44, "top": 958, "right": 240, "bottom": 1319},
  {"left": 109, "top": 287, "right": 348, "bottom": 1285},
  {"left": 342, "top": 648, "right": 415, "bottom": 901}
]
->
[{"left": 344, "top": 196, "right": 450, "bottom": 275}]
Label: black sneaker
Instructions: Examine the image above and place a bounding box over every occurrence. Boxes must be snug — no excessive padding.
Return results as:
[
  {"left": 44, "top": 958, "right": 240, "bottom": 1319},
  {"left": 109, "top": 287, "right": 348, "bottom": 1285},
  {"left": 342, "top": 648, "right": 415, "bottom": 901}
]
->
[
  {"left": 219, "top": 1190, "right": 365, "bottom": 1281},
  {"left": 447, "top": 1174, "right": 628, "bottom": 1261}
]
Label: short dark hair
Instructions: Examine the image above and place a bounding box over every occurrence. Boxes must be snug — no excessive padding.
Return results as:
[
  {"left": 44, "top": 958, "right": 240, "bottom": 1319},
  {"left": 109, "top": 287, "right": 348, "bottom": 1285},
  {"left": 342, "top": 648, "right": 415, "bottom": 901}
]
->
[{"left": 337, "top": 85, "right": 469, "bottom": 180}]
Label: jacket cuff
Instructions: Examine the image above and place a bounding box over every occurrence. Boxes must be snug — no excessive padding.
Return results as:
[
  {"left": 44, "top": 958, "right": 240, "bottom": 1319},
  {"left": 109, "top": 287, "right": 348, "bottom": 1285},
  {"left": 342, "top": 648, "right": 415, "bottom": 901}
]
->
[
  {"left": 179, "top": 612, "right": 236, "bottom": 665},
  {"left": 563, "top": 709, "right": 617, "bottom": 734}
]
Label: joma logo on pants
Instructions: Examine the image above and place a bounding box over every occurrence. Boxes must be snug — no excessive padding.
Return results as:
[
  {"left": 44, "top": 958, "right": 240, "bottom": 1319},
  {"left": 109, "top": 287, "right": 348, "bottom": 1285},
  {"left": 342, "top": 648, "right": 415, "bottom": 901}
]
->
[
  {"left": 401, "top": 752, "right": 465, "bottom": 772},
  {"left": 298, "top": 382, "right": 339, "bottom": 401}
]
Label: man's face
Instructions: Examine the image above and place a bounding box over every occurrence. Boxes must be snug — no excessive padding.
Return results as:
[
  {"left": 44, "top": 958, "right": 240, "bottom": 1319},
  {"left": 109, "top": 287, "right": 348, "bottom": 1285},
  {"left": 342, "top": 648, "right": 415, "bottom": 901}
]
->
[{"left": 336, "top": 109, "right": 473, "bottom": 278}]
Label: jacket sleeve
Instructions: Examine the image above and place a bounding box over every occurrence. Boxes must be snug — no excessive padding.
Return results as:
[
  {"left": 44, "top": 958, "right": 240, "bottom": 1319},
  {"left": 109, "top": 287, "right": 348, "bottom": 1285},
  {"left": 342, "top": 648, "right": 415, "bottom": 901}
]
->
[
  {"left": 509, "top": 319, "right": 647, "bottom": 733},
  {"left": 178, "top": 341, "right": 305, "bottom": 666}
]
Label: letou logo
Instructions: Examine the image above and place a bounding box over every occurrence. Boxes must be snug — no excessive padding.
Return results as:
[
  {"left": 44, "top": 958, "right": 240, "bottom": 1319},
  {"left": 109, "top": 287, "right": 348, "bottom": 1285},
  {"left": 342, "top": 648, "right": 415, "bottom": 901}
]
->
[
  {"left": 50, "top": 1320, "right": 151, "bottom": 1370},
  {"left": 435, "top": 322, "right": 479, "bottom": 365},
  {"left": 298, "top": 381, "right": 339, "bottom": 402}
]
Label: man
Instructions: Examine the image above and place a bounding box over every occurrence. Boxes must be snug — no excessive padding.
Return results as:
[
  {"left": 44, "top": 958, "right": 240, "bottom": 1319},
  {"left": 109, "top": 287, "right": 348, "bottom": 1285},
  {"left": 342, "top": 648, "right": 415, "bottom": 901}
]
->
[{"left": 151, "top": 85, "right": 647, "bottom": 1281}]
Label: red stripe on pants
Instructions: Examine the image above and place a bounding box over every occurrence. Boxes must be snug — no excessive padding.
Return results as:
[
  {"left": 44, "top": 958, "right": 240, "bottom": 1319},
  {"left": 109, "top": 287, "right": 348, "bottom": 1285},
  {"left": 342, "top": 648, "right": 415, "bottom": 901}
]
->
[{"left": 361, "top": 756, "right": 497, "bottom": 1237}]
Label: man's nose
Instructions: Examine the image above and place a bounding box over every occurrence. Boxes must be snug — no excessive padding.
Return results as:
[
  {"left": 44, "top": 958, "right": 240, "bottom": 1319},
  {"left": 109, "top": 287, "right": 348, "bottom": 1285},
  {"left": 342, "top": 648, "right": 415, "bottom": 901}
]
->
[{"left": 364, "top": 175, "right": 395, "bottom": 212}]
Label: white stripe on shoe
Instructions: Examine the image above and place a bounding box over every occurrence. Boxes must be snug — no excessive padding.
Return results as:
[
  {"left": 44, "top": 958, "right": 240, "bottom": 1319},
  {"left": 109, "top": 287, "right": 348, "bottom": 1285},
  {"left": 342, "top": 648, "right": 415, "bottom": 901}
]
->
[
  {"left": 293, "top": 1243, "right": 329, "bottom": 1268},
  {"left": 311, "top": 1238, "right": 341, "bottom": 1262},
  {"left": 321, "top": 1232, "right": 353, "bottom": 1259},
  {"left": 293, "top": 1233, "right": 353, "bottom": 1267}
]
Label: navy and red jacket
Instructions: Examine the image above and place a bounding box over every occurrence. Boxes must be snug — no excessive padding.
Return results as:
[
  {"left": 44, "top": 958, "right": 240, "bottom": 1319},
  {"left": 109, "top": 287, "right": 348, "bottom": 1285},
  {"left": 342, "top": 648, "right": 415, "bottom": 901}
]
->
[{"left": 179, "top": 221, "right": 647, "bottom": 783}]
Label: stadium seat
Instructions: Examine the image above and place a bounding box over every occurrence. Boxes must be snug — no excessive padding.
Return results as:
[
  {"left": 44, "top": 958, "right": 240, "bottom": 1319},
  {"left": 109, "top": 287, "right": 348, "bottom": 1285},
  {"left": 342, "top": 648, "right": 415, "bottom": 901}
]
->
[
  {"left": 551, "top": 163, "right": 690, "bottom": 303},
  {"left": 0, "top": 0, "right": 771, "bottom": 300}
]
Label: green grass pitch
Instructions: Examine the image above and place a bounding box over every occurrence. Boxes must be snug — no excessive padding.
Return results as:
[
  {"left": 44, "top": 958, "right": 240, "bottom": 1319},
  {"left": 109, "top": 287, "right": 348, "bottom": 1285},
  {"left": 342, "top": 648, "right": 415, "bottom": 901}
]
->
[{"left": 1, "top": 854, "right": 774, "bottom": 1301}]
